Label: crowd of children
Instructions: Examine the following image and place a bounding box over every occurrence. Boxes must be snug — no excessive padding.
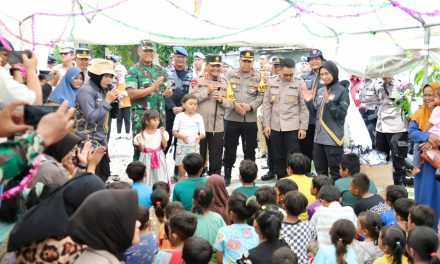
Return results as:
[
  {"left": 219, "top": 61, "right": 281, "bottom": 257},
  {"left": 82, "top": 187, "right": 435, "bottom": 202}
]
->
[{"left": 109, "top": 150, "right": 440, "bottom": 264}]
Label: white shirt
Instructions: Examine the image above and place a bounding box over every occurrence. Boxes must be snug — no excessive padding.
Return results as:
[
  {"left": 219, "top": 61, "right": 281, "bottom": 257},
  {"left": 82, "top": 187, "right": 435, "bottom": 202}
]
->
[
  {"left": 134, "top": 129, "right": 169, "bottom": 149},
  {"left": 172, "top": 112, "right": 205, "bottom": 146},
  {"left": 0, "top": 67, "right": 36, "bottom": 109},
  {"left": 310, "top": 201, "right": 357, "bottom": 246}
]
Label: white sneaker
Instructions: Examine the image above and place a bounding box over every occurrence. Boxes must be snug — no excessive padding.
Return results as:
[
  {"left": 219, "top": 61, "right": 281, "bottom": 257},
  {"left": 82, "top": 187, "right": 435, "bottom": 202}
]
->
[
  {"left": 116, "top": 134, "right": 122, "bottom": 140},
  {"left": 126, "top": 134, "right": 132, "bottom": 140}
]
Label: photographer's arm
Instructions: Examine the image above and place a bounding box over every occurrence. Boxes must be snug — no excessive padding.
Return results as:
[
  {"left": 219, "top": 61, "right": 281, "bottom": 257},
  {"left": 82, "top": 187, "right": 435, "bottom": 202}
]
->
[{"left": 22, "top": 52, "right": 42, "bottom": 105}]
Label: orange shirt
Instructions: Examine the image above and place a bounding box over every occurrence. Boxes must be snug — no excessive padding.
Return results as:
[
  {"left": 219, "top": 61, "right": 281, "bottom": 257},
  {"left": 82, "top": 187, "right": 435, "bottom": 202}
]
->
[{"left": 157, "top": 223, "right": 172, "bottom": 249}]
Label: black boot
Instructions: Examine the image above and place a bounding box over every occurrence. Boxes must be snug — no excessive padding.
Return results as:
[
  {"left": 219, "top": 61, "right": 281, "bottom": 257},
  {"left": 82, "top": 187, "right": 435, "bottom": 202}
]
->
[
  {"left": 261, "top": 170, "right": 275, "bottom": 181},
  {"left": 224, "top": 167, "right": 232, "bottom": 187}
]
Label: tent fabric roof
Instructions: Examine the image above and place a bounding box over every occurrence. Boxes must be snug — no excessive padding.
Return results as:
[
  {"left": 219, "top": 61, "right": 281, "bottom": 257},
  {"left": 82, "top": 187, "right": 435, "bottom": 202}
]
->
[{"left": 1, "top": 0, "right": 440, "bottom": 77}]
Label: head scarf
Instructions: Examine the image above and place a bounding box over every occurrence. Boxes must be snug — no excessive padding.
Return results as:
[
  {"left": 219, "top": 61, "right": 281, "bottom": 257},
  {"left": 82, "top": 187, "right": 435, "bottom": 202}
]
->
[
  {"left": 411, "top": 82, "right": 440, "bottom": 131},
  {"left": 8, "top": 173, "right": 105, "bottom": 251},
  {"left": 68, "top": 189, "right": 138, "bottom": 260},
  {"left": 89, "top": 72, "right": 105, "bottom": 88},
  {"left": 206, "top": 174, "right": 231, "bottom": 224},
  {"left": 319, "top": 60, "right": 339, "bottom": 87},
  {"left": 48, "top": 67, "right": 83, "bottom": 107},
  {"left": 44, "top": 132, "right": 81, "bottom": 162}
]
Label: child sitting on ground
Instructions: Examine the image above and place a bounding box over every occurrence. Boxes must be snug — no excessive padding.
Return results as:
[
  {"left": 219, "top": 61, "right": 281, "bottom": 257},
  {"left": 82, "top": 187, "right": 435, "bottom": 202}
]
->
[
  {"left": 127, "top": 161, "right": 152, "bottom": 208},
  {"left": 233, "top": 160, "right": 260, "bottom": 197},
  {"left": 150, "top": 181, "right": 170, "bottom": 233},
  {"left": 335, "top": 153, "right": 377, "bottom": 207},
  {"left": 172, "top": 153, "right": 207, "bottom": 211},
  {"left": 214, "top": 192, "right": 259, "bottom": 264},
  {"left": 407, "top": 226, "right": 440, "bottom": 264},
  {"left": 374, "top": 226, "right": 409, "bottom": 264},
  {"left": 285, "top": 153, "right": 316, "bottom": 220},
  {"left": 237, "top": 205, "right": 290, "bottom": 264},
  {"left": 380, "top": 185, "right": 408, "bottom": 226},
  {"left": 350, "top": 173, "right": 387, "bottom": 216},
  {"left": 353, "top": 211, "right": 384, "bottom": 264},
  {"left": 307, "top": 175, "right": 333, "bottom": 220},
  {"left": 154, "top": 211, "right": 197, "bottom": 264},
  {"left": 274, "top": 179, "right": 298, "bottom": 206},
  {"left": 181, "top": 237, "right": 213, "bottom": 264},
  {"left": 281, "top": 191, "right": 317, "bottom": 264},
  {"left": 124, "top": 205, "right": 158, "bottom": 264},
  {"left": 393, "top": 198, "right": 417, "bottom": 233},
  {"left": 310, "top": 185, "right": 357, "bottom": 246},
  {"left": 408, "top": 204, "right": 436, "bottom": 230},
  {"left": 313, "top": 219, "right": 358, "bottom": 263}
]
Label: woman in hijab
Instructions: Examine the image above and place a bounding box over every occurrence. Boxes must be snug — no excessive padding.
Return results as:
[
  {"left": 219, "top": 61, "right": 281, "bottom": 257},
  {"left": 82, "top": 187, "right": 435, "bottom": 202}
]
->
[
  {"left": 74, "top": 59, "right": 120, "bottom": 181},
  {"left": 28, "top": 132, "right": 82, "bottom": 189},
  {"left": 69, "top": 189, "right": 140, "bottom": 263},
  {"left": 313, "top": 61, "right": 350, "bottom": 182},
  {"left": 206, "top": 174, "right": 231, "bottom": 224},
  {"left": 408, "top": 82, "right": 440, "bottom": 227},
  {"left": 7, "top": 173, "right": 105, "bottom": 263},
  {"left": 48, "top": 66, "right": 84, "bottom": 107}
]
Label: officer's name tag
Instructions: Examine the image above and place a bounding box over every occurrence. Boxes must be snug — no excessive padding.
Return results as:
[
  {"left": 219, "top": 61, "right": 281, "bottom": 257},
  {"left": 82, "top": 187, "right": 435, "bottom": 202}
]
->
[{"left": 289, "top": 86, "right": 298, "bottom": 90}]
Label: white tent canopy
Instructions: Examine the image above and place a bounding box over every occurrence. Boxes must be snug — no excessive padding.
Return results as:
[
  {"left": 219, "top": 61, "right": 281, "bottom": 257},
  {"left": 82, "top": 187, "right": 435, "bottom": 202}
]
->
[{"left": 1, "top": 0, "right": 440, "bottom": 77}]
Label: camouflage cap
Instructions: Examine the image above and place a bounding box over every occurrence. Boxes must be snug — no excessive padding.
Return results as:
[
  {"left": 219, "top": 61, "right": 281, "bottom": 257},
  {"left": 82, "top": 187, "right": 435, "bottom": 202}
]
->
[{"left": 139, "top": 40, "right": 155, "bottom": 51}]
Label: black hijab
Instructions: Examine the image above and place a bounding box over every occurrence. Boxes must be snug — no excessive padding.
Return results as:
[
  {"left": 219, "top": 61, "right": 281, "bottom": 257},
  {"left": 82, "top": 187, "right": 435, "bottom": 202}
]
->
[
  {"left": 320, "top": 60, "right": 339, "bottom": 87},
  {"left": 89, "top": 72, "right": 104, "bottom": 88},
  {"left": 68, "top": 189, "right": 138, "bottom": 260},
  {"left": 44, "top": 132, "right": 81, "bottom": 162},
  {"left": 8, "top": 173, "right": 105, "bottom": 251}
]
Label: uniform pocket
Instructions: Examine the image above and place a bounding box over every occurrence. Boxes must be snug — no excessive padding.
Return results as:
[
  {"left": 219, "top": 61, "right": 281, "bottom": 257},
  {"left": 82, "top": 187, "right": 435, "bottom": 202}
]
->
[
  {"left": 286, "top": 90, "right": 299, "bottom": 105},
  {"left": 270, "top": 89, "right": 279, "bottom": 103}
]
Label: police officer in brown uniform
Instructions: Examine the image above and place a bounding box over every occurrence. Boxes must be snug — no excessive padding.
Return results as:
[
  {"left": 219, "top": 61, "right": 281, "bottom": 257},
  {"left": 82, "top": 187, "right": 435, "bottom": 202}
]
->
[
  {"left": 223, "top": 50, "right": 263, "bottom": 185},
  {"left": 261, "top": 56, "right": 282, "bottom": 180},
  {"left": 190, "top": 55, "right": 233, "bottom": 176},
  {"left": 263, "top": 58, "right": 309, "bottom": 179}
]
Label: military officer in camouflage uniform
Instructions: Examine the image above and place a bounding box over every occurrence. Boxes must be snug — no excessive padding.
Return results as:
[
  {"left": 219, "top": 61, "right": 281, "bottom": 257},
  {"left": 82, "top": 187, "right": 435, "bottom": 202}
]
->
[
  {"left": 126, "top": 40, "right": 173, "bottom": 160},
  {"left": 262, "top": 58, "right": 309, "bottom": 180},
  {"left": 223, "top": 49, "right": 264, "bottom": 185},
  {"left": 165, "top": 46, "right": 193, "bottom": 152},
  {"left": 190, "top": 54, "right": 233, "bottom": 176}
]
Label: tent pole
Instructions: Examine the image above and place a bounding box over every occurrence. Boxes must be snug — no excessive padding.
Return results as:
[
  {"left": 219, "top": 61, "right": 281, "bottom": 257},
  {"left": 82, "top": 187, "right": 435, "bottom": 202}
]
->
[{"left": 423, "top": 27, "right": 430, "bottom": 84}]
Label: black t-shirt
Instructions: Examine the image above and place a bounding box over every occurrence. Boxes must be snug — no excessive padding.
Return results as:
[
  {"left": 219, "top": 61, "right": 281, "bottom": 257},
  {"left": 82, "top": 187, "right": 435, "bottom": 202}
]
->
[
  {"left": 236, "top": 239, "right": 290, "bottom": 264},
  {"left": 353, "top": 193, "right": 388, "bottom": 216}
]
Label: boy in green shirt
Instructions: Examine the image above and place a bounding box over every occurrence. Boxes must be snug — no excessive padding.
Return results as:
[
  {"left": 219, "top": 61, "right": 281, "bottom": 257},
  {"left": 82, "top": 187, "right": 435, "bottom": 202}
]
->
[
  {"left": 172, "top": 153, "right": 207, "bottom": 210},
  {"left": 334, "top": 153, "right": 377, "bottom": 207},
  {"left": 233, "top": 160, "right": 259, "bottom": 197}
]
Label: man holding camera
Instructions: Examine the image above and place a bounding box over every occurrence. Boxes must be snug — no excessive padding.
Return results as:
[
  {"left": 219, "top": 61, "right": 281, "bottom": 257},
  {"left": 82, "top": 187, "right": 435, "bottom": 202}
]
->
[
  {"left": 190, "top": 54, "right": 233, "bottom": 176},
  {"left": 165, "top": 46, "right": 193, "bottom": 152},
  {"left": 126, "top": 40, "right": 173, "bottom": 160}
]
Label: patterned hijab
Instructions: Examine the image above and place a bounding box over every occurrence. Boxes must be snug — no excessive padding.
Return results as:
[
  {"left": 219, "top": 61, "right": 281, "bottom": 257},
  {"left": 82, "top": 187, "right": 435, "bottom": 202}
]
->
[{"left": 411, "top": 82, "right": 440, "bottom": 131}]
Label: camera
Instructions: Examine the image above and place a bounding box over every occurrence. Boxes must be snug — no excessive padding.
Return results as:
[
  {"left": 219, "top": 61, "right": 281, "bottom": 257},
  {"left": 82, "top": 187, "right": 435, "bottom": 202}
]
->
[{"left": 24, "top": 105, "right": 59, "bottom": 127}]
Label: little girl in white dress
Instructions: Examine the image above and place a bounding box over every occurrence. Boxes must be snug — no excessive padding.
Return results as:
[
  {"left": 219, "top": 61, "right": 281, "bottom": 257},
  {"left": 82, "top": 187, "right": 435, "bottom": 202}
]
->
[{"left": 134, "top": 109, "right": 169, "bottom": 186}]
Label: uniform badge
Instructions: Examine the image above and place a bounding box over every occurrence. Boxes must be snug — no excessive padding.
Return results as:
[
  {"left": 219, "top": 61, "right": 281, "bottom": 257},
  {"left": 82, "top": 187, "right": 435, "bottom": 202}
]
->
[
  {"left": 329, "top": 94, "right": 335, "bottom": 101},
  {"left": 271, "top": 95, "right": 276, "bottom": 101}
]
